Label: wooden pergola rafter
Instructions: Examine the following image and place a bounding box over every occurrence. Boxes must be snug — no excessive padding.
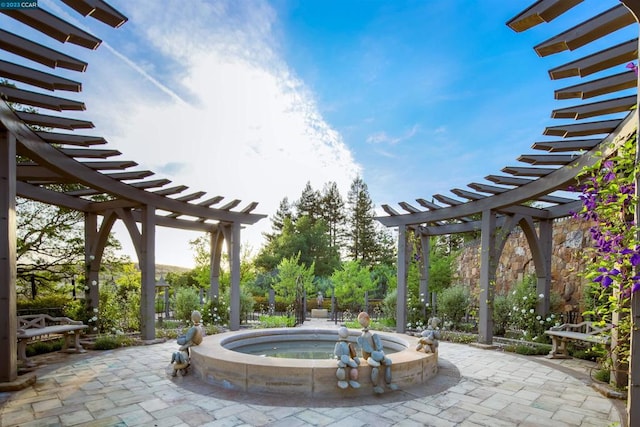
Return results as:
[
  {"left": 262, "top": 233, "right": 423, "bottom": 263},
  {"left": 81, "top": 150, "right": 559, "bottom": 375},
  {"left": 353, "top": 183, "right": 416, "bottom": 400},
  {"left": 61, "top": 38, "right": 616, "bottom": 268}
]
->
[{"left": 0, "top": 1, "right": 266, "bottom": 384}]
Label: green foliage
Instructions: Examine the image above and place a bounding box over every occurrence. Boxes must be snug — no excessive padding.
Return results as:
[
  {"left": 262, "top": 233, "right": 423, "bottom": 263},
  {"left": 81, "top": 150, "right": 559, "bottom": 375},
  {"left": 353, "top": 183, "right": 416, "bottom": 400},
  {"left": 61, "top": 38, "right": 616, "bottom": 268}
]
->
[
  {"left": 273, "top": 253, "right": 315, "bottom": 305},
  {"left": 572, "top": 345, "right": 606, "bottom": 362},
  {"left": 503, "top": 343, "right": 552, "bottom": 356},
  {"left": 574, "top": 133, "right": 637, "bottom": 374},
  {"left": 439, "top": 331, "right": 476, "bottom": 344},
  {"left": 493, "top": 294, "right": 510, "bottom": 336},
  {"left": 256, "top": 216, "right": 340, "bottom": 278},
  {"left": 257, "top": 315, "right": 296, "bottom": 328},
  {"left": 174, "top": 287, "right": 202, "bottom": 323},
  {"left": 92, "top": 334, "right": 135, "bottom": 350},
  {"left": 593, "top": 368, "right": 611, "bottom": 384},
  {"left": 26, "top": 338, "right": 64, "bottom": 357},
  {"left": 381, "top": 288, "right": 397, "bottom": 324},
  {"left": 503, "top": 275, "right": 560, "bottom": 342},
  {"left": 93, "top": 266, "right": 141, "bottom": 333},
  {"left": 437, "top": 285, "right": 470, "bottom": 329},
  {"left": 331, "top": 260, "right": 375, "bottom": 311}
]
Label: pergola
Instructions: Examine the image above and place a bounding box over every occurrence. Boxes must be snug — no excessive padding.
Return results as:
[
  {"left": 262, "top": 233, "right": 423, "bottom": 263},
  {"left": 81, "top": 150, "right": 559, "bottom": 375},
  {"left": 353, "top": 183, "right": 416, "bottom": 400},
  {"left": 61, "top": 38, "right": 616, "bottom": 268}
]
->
[
  {"left": 376, "top": 0, "right": 640, "bottom": 422},
  {"left": 0, "top": 1, "right": 265, "bottom": 384}
]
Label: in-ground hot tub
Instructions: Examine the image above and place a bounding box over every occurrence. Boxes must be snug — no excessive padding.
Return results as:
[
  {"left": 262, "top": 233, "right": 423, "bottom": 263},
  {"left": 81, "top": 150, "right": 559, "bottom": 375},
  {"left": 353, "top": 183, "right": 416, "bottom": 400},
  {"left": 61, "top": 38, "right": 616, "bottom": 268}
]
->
[{"left": 190, "top": 328, "right": 438, "bottom": 398}]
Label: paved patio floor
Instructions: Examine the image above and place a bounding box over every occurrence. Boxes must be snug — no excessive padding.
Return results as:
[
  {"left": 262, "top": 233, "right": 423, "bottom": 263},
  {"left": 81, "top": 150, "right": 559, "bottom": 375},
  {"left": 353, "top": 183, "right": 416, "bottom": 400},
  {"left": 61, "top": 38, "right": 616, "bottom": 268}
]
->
[{"left": 0, "top": 322, "right": 626, "bottom": 426}]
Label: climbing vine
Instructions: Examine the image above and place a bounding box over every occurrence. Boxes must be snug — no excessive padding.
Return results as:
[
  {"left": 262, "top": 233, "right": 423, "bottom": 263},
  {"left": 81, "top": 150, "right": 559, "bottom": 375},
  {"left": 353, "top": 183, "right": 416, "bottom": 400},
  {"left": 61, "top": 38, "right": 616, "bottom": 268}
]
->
[{"left": 573, "top": 131, "right": 639, "bottom": 370}]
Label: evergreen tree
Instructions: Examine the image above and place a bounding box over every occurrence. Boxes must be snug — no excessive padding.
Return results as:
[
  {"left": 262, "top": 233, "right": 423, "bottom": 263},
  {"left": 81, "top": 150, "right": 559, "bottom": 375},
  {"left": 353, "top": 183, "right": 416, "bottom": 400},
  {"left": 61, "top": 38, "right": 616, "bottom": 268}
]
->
[
  {"left": 296, "top": 181, "right": 322, "bottom": 222},
  {"left": 319, "top": 181, "right": 346, "bottom": 249},
  {"left": 346, "top": 176, "right": 379, "bottom": 267},
  {"left": 264, "top": 197, "right": 293, "bottom": 243}
]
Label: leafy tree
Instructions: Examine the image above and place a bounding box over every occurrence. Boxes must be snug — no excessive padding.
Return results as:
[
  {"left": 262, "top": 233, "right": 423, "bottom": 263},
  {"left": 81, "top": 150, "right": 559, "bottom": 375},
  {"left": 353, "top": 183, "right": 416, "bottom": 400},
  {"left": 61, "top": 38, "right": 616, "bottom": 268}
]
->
[
  {"left": 255, "top": 215, "right": 340, "bottom": 278},
  {"left": 16, "top": 197, "right": 125, "bottom": 299},
  {"left": 330, "top": 260, "right": 375, "bottom": 310},
  {"left": 273, "top": 254, "right": 315, "bottom": 305}
]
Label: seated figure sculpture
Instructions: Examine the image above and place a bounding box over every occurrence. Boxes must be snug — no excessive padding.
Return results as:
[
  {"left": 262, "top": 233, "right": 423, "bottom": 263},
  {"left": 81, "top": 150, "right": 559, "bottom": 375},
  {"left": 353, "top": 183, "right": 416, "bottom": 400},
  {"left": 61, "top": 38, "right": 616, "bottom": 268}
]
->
[
  {"left": 171, "top": 310, "right": 205, "bottom": 377},
  {"left": 333, "top": 326, "right": 360, "bottom": 389},
  {"left": 416, "top": 317, "right": 441, "bottom": 353},
  {"left": 357, "top": 311, "right": 397, "bottom": 394}
]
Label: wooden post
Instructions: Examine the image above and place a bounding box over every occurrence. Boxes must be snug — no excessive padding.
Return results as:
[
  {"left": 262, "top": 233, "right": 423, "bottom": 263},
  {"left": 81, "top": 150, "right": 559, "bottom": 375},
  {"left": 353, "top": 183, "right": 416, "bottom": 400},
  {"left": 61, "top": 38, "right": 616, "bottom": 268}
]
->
[
  {"left": 478, "top": 210, "right": 496, "bottom": 345},
  {"left": 139, "top": 205, "right": 156, "bottom": 340},
  {"left": 0, "top": 129, "right": 17, "bottom": 383},
  {"left": 396, "top": 225, "right": 408, "bottom": 333},
  {"left": 228, "top": 222, "right": 241, "bottom": 331}
]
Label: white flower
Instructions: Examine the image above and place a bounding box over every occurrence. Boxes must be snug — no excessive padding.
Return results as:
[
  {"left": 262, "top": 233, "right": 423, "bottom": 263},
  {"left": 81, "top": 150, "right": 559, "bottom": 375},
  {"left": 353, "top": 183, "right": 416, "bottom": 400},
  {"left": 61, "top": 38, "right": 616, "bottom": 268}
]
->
[
  {"left": 539, "top": 320, "right": 545, "bottom": 324},
  {"left": 92, "top": 327, "right": 97, "bottom": 331},
  {"left": 512, "top": 291, "right": 516, "bottom": 295},
  {"left": 420, "top": 299, "right": 425, "bottom": 303},
  {"left": 523, "top": 296, "right": 527, "bottom": 300},
  {"left": 546, "top": 317, "right": 551, "bottom": 322},
  {"left": 521, "top": 309, "right": 526, "bottom": 313},
  {"left": 536, "top": 316, "right": 541, "bottom": 320},
  {"left": 550, "top": 314, "right": 555, "bottom": 319},
  {"left": 406, "top": 323, "right": 411, "bottom": 327},
  {"left": 93, "top": 308, "right": 98, "bottom": 313},
  {"left": 538, "top": 293, "right": 544, "bottom": 299},
  {"left": 529, "top": 309, "right": 535, "bottom": 314},
  {"left": 84, "top": 286, "right": 89, "bottom": 291},
  {"left": 91, "top": 280, "right": 97, "bottom": 286},
  {"left": 91, "top": 316, "right": 98, "bottom": 322}
]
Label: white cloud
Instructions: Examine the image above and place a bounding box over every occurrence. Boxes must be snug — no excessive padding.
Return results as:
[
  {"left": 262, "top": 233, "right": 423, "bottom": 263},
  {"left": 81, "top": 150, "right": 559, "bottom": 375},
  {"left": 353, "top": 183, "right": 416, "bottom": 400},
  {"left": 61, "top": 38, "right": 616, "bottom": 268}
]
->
[{"left": 79, "top": 0, "right": 360, "bottom": 267}]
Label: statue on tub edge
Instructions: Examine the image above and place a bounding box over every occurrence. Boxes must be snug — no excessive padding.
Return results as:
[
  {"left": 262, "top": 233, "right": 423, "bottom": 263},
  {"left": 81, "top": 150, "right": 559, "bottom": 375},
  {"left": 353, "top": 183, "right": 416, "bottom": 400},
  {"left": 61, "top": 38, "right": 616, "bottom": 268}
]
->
[{"left": 170, "top": 310, "right": 204, "bottom": 377}]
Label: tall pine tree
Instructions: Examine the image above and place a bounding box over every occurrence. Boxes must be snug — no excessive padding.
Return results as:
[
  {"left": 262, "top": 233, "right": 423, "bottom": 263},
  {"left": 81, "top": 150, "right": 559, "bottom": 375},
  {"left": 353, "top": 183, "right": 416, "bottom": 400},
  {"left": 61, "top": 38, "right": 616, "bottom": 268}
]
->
[
  {"left": 319, "top": 181, "right": 346, "bottom": 250},
  {"left": 346, "top": 176, "right": 379, "bottom": 267},
  {"left": 296, "top": 181, "right": 322, "bottom": 222}
]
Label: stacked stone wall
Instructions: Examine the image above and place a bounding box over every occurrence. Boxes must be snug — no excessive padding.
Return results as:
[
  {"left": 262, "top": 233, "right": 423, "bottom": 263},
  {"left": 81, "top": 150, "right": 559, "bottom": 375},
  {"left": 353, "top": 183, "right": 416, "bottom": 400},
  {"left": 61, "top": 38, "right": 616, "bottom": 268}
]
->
[{"left": 454, "top": 217, "right": 593, "bottom": 313}]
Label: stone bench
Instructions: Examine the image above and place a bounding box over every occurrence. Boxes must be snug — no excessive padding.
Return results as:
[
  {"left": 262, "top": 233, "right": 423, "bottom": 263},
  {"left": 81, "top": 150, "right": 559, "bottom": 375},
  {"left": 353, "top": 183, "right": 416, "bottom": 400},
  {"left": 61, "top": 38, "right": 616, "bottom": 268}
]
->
[
  {"left": 544, "top": 321, "right": 611, "bottom": 359},
  {"left": 17, "top": 314, "right": 88, "bottom": 367}
]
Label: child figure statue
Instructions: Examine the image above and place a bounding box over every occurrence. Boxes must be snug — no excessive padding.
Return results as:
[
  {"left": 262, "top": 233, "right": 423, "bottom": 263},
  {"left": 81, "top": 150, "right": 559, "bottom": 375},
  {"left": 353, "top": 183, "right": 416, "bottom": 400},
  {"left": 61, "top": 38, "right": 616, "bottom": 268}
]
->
[
  {"left": 171, "top": 310, "right": 205, "bottom": 377},
  {"left": 334, "top": 326, "right": 360, "bottom": 389},
  {"left": 416, "top": 317, "right": 441, "bottom": 353},
  {"left": 357, "top": 312, "right": 397, "bottom": 394}
]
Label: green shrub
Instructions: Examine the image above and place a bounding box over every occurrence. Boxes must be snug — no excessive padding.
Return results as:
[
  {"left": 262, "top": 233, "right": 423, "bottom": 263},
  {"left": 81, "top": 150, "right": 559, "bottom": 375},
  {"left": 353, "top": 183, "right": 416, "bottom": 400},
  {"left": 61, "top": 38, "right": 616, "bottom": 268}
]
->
[
  {"left": 493, "top": 294, "right": 510, "bottom": 336},
  {"left": 438, "top": 285, "right": 469, "bottom": 329},
  {"left": 26, "top": 338, "right": 64, "bottom": 357},
  {"left": 381, "top": 289, "right": 397, "bottom": 323},
  {"left": 593, "top": 368, "right": 610, "bottom": 384},
  {"left": 257, "top": 315, "right": 295, "bottom": 328},
  {"left": 572, "top": 345, "right": 606, "bottom": 362},
  {"left": 440, "top": 331, "right": 476, "bottom": 344},
  {"left": 93, "top": 334, "right": 135, "bottom": 350},
  {"left": 174, "top": 287, "right": 201, "bottom": 323},
  {"left": 504, "top": 343, "right": 551, "bottom": 355}
]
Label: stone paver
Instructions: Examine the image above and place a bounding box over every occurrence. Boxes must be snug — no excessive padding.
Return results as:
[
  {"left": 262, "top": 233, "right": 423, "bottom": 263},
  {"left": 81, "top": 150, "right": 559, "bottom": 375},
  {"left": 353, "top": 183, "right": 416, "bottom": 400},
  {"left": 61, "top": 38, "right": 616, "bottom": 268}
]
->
[{"left": 0, "top": 323, "right": 625, "bottom": 427}]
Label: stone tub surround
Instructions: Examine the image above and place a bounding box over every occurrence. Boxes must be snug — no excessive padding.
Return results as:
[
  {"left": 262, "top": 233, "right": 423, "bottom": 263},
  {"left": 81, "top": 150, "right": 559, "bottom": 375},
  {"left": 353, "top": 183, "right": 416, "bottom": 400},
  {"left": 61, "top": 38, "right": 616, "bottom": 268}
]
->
[{"left": 190, "top": 328, "right": 437, "bottom": 397}]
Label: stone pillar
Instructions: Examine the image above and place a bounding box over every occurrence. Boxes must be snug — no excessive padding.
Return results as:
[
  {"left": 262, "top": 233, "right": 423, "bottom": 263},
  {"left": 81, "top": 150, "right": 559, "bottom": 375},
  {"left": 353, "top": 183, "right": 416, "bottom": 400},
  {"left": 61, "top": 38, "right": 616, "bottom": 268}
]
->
[
  {"left": 0, "top": 129, "right": 17, "bottom": 383},
  {"left": 478, "top": 210, "right": 496, "bottom": 344}
]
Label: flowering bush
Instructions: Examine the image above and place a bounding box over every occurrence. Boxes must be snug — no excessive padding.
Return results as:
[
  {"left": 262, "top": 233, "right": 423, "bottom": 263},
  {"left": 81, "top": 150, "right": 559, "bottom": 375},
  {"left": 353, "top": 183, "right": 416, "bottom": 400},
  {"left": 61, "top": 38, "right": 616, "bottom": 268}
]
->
[{"left": 504, "top": 276, "right": 559, "bottom": 343}]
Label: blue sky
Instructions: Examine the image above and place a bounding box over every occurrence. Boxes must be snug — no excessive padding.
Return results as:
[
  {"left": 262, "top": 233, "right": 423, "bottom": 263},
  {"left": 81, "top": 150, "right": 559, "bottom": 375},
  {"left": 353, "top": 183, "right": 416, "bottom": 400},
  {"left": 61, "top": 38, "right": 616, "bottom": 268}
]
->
[{"left": 3, "top": 0, "right": 634, "bottom": 267}]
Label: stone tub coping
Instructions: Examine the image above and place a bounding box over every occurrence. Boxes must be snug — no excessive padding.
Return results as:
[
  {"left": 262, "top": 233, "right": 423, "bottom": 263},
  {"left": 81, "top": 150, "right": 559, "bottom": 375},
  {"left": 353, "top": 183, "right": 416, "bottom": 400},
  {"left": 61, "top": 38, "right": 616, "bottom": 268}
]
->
[{"left": 190, "top": 327, "right": 438, "bottom": 398}]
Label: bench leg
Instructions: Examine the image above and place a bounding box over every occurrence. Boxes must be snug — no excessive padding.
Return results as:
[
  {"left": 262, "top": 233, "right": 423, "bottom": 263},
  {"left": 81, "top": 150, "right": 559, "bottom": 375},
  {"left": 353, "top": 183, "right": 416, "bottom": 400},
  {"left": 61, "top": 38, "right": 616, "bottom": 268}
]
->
[
  {"left": 17, "top": 339, "right": 35, "bottom": 367},
  {"left": 547, "top": 336, "right": 571, "bottom": 359},
  {"left": 62, "top": 332, "right": 86, "bottom": 354}
]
